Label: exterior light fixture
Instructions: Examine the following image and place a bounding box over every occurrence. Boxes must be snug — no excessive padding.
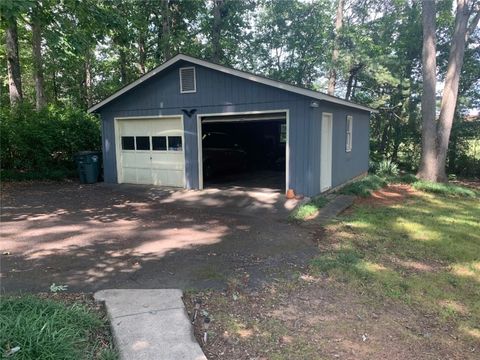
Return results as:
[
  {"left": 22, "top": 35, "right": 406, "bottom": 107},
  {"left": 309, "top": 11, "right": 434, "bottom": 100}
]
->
[
  {"left": 191, "top": 299, "right": 202, "bottom": 324},
  {"left": 310, "top": 101, "right": 320, "bottom": 108},
  {"left": 203, "top": 317, "right": 211, "bottom": 344}
]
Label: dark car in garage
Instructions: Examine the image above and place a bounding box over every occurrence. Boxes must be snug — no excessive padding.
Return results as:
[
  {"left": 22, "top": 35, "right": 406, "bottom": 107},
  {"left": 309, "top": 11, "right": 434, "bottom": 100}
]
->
[{"left": 202, "top": 132, "right": 247, "bottom": 179}]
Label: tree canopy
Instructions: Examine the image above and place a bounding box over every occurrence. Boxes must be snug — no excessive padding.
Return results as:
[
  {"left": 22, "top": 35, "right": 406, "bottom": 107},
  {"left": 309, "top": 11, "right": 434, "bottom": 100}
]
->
[{"left": 1, "top": 0, "right": 479, "bottom": 178}]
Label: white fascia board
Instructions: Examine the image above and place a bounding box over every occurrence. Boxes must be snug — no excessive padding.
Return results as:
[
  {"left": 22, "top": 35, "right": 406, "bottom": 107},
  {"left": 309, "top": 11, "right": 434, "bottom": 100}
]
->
[{"left": 88, "top": 54, "right": 378, "bottom": 114}]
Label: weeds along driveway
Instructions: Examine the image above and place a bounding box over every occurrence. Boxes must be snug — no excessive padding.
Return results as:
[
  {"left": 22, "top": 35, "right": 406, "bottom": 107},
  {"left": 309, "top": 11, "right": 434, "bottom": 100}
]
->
[{"left": 1, "top": 182, "right": 315, "bottom": 293}]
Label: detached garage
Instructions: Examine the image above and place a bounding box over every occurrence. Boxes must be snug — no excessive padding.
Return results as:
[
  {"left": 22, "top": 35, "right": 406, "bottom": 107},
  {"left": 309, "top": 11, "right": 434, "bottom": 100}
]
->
[{"left": 88, "top": 54, "right": 376, "bottom": 197}]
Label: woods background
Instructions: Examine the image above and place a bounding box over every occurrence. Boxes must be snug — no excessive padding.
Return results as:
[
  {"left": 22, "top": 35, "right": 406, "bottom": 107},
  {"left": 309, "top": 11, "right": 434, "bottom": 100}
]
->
[{"left": 1, "top": 0, "right": 479, "bottom": 180}]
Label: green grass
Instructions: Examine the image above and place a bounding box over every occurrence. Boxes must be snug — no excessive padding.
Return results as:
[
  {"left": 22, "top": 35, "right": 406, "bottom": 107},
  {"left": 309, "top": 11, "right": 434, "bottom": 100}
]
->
[
  {"left": 310, "top": 190, "right": 480, "bottom": 335},
  {"left": 289, "top": 196, "right": 328, "bottom": 221},
  {"left": 412, "top": 179, "right": 477, "bottom": 197},
  {"left": 338, "top": 175, "right": 387, "bottom": 197},
  {"left": 0, "top": 296, "right": 116, "bottom": 360},
  {"left": 340, "top": 172, "right": 477, "bottom": 198}
]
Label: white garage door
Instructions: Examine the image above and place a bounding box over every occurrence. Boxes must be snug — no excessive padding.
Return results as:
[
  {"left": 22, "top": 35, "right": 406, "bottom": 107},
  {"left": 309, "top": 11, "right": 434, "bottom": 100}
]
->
[{"left": 116, "top": 117, "right": 185, "bottom": 187}]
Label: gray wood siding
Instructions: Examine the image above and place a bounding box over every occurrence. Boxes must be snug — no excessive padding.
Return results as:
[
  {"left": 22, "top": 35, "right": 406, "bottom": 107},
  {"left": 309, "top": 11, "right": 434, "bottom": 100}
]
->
[
  {"left": 327, "top": 104, "right": 370, "bottom": 189},
  {"left": 97, "top": 60, "right": 369, "bottom": 196}
]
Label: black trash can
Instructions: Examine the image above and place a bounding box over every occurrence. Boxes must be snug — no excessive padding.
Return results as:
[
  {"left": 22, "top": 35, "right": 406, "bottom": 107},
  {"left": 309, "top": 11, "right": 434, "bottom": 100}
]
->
[{"left": 74, "top": 151, "right": 101, "bottom": 184}]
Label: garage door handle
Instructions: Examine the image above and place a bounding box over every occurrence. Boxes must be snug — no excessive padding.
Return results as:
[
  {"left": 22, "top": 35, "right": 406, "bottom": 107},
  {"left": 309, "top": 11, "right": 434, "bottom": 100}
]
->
[{"left": 150, "top": 156, "right": 152, "bottom": 160}]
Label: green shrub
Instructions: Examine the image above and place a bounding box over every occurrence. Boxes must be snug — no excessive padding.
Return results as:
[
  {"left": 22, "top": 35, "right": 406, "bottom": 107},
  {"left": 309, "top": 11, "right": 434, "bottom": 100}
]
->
[
  {"left": 339, "top": 175, "right": 387, "bottom": 197},
  {"left": 375, "top": 159, "right": 399, "bottom": 177},
  {"left": 385, "top": 173, "right": 418, "bottom": 184},
  {"left": 412, "top": 180, "right": 477, "bottom": 198},
  {"left": 0, "top": 104, "right": 100, "bottom": 181},
  {"left": 0, "top": 296, "right": 113, "bottom": 360}
]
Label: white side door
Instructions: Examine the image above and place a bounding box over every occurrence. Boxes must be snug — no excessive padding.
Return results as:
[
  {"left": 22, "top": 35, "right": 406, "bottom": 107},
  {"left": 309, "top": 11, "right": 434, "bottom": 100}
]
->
[{"left": 320, "top": 113, "right": 333, "bottom": 192}]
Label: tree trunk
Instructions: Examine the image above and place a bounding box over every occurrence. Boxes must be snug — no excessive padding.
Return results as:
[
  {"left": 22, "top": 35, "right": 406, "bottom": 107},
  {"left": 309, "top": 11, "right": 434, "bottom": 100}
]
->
[
  {"left": 345, "top": 64, "right": 363, "bottom": 100},
  {"left": 84, "top": 51, "right": 93, "bottom": 108},
  {"left": 391, "top": 121, "right": 401, "bottom": 162},
  {"left": 435, "top": 0, "right": 472, "bottom": 181},
  {"left": 5, "top": 19, "right": 23, "bottom": 105},
  {"left": 31, "top": 5, "right": 47, "bottom": 110},
  {"left": 119, "top": 47, "right": 128, "bottom": 83},
  {"left": 417, "top": 0, "right": 437, "bottom": 181},
  {"left": 138, "top": 34, "right": 147, "bottom": 74},
  {"left": 211, "top": 0, "right": 224, "bottom": 63},
  {"left": 52, "top": 68, "right": 58, "bottom": 103},
  {"left": 352, "top": 76, "right": 358, "bottom": 98},
  {"left": 154, "top": 12, "right": 162, "bottom": 63},
  {"left": 379, "top": 124, "right": 390, "bottom": 154},
  {"left": 327, "top": 0, "right": 344, "bottom": 96},
  {"left": 162, "top": 0, "right": 171, "bottom": 60}
]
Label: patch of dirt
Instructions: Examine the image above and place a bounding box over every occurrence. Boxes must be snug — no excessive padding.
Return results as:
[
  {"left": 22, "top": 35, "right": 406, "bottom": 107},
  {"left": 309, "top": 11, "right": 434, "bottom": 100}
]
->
[
  {"left": 452, "top": 178, "right": 480, "bottom": 190},
  {"left": 185, "top": 280, "right": 478, "bottom": 360},
  {"left": 354, "top": 184, "right": 418, "bottom": 208}
]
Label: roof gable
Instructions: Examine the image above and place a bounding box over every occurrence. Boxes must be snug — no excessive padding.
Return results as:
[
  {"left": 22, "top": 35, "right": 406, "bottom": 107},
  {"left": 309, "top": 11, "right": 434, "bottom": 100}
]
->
[{"left": 88, "top": 54, "right": 377, "bottom": 114}]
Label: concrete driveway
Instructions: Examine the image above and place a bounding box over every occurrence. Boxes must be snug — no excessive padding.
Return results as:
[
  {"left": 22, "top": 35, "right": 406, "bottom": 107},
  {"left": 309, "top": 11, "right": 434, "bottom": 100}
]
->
[{"left": 1, "top": 182, "right": 317, "bottom": 293}]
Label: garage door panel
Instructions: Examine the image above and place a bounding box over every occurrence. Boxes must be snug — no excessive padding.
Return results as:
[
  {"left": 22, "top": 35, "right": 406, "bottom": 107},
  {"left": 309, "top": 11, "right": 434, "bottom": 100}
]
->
[
  {"left": 169, "top": 171, "right": 184, "bottom": 186},
  {"left": 121, "top": 152, "right": 136, "bottom": 164},
  {"left": 151, "top": 153, "right": 184, "bottom": 170},
  {"left": 150, "top": 119, "right": 182, "bottom": 133},
  {"left": 122, "top": 168, "right": 137, "bottom": 184},
  {"left": 121, "top": 152, "right": 151, "bottom": 169},
  {"left": 136, "top": 169, "right": 152, "bottom": 184},
  {"left": 151, "top": 170, "right": 183, "bottom": 186},
  {"left": 117, "top": 117, "right": 185, "bottom": 187},
  {"left": 150, "top": 162, "right": 184, "bottom": 171}
]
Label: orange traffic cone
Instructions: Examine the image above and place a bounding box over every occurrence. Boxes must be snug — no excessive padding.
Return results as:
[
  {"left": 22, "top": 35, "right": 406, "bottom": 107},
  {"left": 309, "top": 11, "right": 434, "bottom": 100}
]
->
[{"left": 286, "top": 188, "right": 295, "bottom": 199}]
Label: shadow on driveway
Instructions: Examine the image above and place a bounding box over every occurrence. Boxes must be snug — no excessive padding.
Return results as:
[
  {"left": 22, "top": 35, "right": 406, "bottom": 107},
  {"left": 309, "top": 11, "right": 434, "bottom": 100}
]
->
[{"left": 1, "top": 182, "right": 316, "bottom": 293}]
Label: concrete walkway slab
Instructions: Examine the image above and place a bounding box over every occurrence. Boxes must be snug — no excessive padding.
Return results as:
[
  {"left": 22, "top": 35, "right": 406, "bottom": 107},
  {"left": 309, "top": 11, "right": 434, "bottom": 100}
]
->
[
  {"left": 94, "top": 289, "right": 207, "bottom": 360},
  {"left": 304, "top": 195, "right": 355, "bottom": 226}
]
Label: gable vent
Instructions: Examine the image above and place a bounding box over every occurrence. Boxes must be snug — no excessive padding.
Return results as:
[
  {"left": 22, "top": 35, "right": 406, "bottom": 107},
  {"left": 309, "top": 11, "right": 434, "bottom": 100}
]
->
[{"left": 179, "top": 67, "right": 196, "bottom": 93}]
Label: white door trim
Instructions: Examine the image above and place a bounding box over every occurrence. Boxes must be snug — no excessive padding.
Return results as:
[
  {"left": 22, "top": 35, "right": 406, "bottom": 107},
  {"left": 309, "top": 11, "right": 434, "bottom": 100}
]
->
[
  {"left": 320, "top": 112, "right": 333, "bottom": 192},
  {"left": 113, "top": 115, "right": 186, "bottom": 186},
  {"left": 196, "top": 109, "right": 289, "bottom": 192}
]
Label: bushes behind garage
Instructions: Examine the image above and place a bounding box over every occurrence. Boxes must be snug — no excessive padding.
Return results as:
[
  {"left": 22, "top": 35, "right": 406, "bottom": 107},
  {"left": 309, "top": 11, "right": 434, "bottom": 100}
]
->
[{"left": 0, "top": 105, "right": 101, "bottom": 181}]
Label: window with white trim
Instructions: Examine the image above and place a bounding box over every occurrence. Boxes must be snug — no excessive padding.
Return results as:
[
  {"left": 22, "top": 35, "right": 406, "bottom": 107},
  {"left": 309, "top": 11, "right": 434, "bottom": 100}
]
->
[
  {"left": 346, "top": 115, "right": 353, "bottom": 152},
  {"left": 179, "top": 67, "right": 196, "bottom": 93}
]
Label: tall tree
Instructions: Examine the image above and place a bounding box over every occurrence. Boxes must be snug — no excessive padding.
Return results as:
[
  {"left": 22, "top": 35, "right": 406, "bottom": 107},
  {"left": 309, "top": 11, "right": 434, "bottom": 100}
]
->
[
  {"left": 211, "top": 0, "right": 224, "bottom": 63},
  {"left": 418, "top": 0, "right": 438, "bottom": 181},
  {"left": 153, "top": 0, "right": 175, "bottom": 64},
  {"left": 84, "top": 50, "right": 93, "bottom": 108},
  {"left": 4, "top": 16, "right": 23, "bottom": 105},
  {"left": 162, "top": 0, "right": 171, "bottom": 60},
  {"left": 418, "top": 0, "right": 480, "bottom": 181},
  {"left": 434, "top": 0, "right": 479, "bottom": 181},
  {"left": 31, "top": 1, "right": 47, "bottom": 110},
  {"left": 327, "top": 0, "right": 344, "bottom": 96}
]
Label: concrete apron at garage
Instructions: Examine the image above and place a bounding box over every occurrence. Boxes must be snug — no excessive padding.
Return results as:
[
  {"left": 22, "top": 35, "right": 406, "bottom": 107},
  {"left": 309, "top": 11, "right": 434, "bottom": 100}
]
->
[
  {"left": 95, "top": 289, "right": 206, "bottom": 360},
  {"left": 103, "top": 182, "right": 301, "bottom": 217}
]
